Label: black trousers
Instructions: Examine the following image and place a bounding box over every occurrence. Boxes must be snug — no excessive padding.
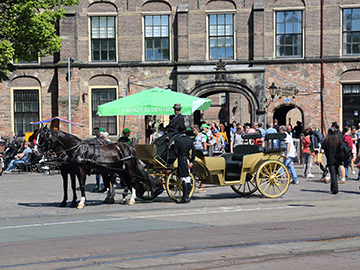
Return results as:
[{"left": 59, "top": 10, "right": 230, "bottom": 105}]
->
[{"left": 328, "top": 164, "right": 339, "bottom": 194}]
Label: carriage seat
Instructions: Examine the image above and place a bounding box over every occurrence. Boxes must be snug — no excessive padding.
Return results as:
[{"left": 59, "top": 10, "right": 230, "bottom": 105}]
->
[
  {"left": 224, "top": 143, "right": 262, "bottom": 181},
  {"left": 263, "top": 133, "right": 287, "bottom": 153},
  {"left": 195, "top": 149, "right": 209, "bottom": 158}
]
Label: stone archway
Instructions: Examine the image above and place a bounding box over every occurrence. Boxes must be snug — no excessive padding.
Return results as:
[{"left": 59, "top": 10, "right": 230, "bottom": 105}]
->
[
  {"left": 190, "top": 81, "right": 261, "bottom": 125},
  {"left": 176, "top": 62, "right": 266, "bottom": 127},
  {"left": 272, "top": 104, "right": 305, "bottom": 132}
]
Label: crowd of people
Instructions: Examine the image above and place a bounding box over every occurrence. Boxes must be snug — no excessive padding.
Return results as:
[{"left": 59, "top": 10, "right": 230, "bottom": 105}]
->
[
  {"left": 304, "top": 122, "right": 360, "bottom": 194},
  {"left": 155, "top": 104, "right": 360, "bottom": 197}
]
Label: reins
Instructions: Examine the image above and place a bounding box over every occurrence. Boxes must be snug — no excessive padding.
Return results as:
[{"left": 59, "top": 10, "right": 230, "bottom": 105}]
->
[{"left": 39, "top": 129, "right": 136, "bottom": 167}]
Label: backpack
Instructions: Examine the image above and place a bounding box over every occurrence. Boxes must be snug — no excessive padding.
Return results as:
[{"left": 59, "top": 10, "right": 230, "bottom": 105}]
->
[{"left": 336, "top": 142, "right": 352, "bottom": 162}]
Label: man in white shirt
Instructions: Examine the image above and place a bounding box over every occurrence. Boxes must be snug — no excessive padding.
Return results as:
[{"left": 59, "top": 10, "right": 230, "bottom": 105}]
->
[
  {"left": 201, "top": 123, "right": 213, "bottom": 142},
  {"left": 193, "top": 125, "right": 207, "bottom": 151},
  {"left": 280, "top": 125, "right": 298, "bottom": 184},
  {"left": 230, "top": 124, "right": 244, "bottom": 153}
]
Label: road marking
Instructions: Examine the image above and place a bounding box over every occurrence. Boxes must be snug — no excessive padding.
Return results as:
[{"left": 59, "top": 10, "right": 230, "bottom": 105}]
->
[{"left": 0, "top": 205, "right": 307, "bottom": 230}]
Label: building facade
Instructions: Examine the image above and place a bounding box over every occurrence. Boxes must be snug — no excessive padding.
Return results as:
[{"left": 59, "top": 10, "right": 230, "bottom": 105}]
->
[{"left": 1, "top": 0, "right": 360, "bottom": 142}]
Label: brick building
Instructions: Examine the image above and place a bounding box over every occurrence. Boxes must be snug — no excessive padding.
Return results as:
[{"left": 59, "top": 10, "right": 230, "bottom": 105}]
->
[{"left": 1, "top": 0, "right": 360, "bottom": 142}]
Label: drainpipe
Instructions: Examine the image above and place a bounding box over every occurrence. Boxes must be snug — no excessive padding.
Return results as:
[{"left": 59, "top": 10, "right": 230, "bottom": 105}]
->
[{"left": 320, "top": 0, "right": 325, "bottom": 135}]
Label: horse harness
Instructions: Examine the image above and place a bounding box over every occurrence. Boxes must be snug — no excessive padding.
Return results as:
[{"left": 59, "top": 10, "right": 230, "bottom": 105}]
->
[{"left": 39, "top": 130, "right": 136, "bottom": 170}]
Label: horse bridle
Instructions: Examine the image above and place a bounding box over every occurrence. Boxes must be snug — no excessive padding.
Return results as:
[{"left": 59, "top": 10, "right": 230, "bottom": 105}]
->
[
  {"left": 37, "top": 128, "right": 81, "bottom": 162},
  {"left": 37, "top": 128, "right": 136, "bottom": 168}
]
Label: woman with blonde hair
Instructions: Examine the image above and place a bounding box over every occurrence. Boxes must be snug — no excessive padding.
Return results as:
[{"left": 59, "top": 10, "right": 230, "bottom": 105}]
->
[{"left": 219, "top": 124, "right": 228, "bottom": 151}]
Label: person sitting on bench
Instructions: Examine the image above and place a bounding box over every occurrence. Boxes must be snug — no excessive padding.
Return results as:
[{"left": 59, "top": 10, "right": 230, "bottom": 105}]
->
[{"left": 4, "top": 142, "right": 32, "bottom": 174}]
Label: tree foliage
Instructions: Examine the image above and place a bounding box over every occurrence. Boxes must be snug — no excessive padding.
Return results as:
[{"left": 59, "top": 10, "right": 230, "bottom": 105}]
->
[{"left": 0, "top": 0, "right": 80, "bottom": 82}]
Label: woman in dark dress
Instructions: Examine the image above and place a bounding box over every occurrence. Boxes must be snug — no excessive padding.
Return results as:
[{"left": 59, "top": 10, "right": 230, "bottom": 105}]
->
[{"left": 322, "top": 128, "right": 340, "bottom": 194}]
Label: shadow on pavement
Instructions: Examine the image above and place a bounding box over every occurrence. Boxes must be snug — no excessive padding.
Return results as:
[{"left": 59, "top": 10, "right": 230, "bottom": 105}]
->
[
  {"left": 300, "top": 189, "right": 333, "bottom": 194},
  {"left": 18, "top": 199, "right": 105, "bottom": 208}
]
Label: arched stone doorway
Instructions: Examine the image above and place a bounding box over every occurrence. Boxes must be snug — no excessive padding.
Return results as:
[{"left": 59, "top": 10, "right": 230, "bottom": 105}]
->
[
  {"left": 190, "top": 81, "right": 262, "bottom": 126},
  {"left": 176, "top": 63, "right": 266, "bottom": 127},
  {"left": 272, "top": 104, "right": 304, "bottom": 133}
]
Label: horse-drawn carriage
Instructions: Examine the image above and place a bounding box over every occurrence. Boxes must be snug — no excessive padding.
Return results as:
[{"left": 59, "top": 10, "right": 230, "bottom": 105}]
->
[
  {"left": 136, "top": 132, "right": 291, "bottom": 202},
  {"left": 34, "top": 125, "right": 290, "bottom": 208}
]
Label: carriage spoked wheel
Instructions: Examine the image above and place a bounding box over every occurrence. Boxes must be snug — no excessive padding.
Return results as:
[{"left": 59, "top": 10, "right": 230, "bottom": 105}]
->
[
  {"left": 255, "top": 160, "right": 290, "bottom": 198},
  {"left": 230, "top": 175, "right": 257, "bottom": 196},
  {"left": 166, "top": 168, "right": 195, "bottom": 202},
  {"left": 138, "top": 168, "right": 164, "bottom": 200}
]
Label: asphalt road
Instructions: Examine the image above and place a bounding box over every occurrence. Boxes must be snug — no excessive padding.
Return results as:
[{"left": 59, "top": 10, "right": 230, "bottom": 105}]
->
[{"left": 0, "top": 164, "right": 359, "bottom": 269}]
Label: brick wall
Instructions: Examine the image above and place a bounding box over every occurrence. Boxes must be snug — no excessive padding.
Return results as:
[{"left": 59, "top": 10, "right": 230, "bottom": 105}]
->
[{"left": 1, "top": 0, "right": 360, "bottom": 141}]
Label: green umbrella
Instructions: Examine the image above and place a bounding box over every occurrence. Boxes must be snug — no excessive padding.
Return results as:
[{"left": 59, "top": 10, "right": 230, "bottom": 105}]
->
[{"left": 97, "top": 87, "right": 212, "bottom": 116}]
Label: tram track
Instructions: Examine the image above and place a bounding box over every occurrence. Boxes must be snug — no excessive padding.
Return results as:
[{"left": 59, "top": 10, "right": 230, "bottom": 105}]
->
[{"left": 1, "top": 233, "right": 360, "bottom": 269}]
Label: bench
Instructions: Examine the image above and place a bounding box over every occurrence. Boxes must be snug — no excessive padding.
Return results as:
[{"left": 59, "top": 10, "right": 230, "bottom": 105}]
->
[
  {"left": 263, "top": 133, "right": 287, "bottom": 153},
  {"left": 225, "top": 142, "right": 263, "bottom": 181}
]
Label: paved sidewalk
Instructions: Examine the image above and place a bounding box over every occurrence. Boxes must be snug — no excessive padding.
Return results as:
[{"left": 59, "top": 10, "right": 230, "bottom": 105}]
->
[{"left": 0, "top": 163, "right": 359, "bottom": 220}]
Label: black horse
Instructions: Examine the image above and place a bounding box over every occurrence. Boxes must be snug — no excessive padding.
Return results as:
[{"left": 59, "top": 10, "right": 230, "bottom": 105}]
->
[{"left": 35, "top": 126, "right": 162, "bottom": 208}]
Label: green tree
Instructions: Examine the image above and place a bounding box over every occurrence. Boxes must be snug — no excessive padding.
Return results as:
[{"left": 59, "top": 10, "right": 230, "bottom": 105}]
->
[{"left": 0, "top": 0, "right": 80, "bottom": 82}]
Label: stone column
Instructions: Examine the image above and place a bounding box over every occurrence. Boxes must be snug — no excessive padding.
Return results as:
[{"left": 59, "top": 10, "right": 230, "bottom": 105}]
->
[
  {"left": 253, "top": 2, "right": 265, "bottom": 60},
  {"left": 176, "top": 4, "right": 189, "bottom": 61}
]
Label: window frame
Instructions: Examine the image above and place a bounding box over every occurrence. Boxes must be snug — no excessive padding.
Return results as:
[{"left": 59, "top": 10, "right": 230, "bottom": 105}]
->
[
  {"left": 342, "top": 7, "right": 360, "bottom": 56},
  {"left": 88, "top": 14, "right": 117, "bottom": 62},
  {"left": 142, "top": 13, "right": 171, "bottom": 62},
  {"left": 89, "top": 86, "right": 119, "bottom": 136},
  {"left": 10, "top": 87, "right": 41, "bottom": 135},
  {"left": 341, "top": 83, "right": 360, "bottom": 127},
  {"left": 13, "top": 51, "right": 39, "bottom": 64},
  {"left": 207, "top": 13, "right": 235, "bottom": 61},
  {"left": 274, "top": 9, "right": 304, "bottom": 58}
]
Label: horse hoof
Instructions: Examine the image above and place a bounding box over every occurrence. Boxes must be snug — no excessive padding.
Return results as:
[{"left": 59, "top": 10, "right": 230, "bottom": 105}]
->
[
  {"left": 59, "top": 201, "right": 67, "bottom": 207},
  {"left": 123, "top": 198, "right": 129, "bottom": 205},
  {"left": 128, "top": 200, "right": 135, "bottom": 205},
  {"left": 70, "top": 201, "right": 77, "bottom": 208},
  {"left": 77, "top": 204, "right": 85, "bottom": 209},
  {"left": 103, "top": 198, "right": 109, "bottom": 204}
]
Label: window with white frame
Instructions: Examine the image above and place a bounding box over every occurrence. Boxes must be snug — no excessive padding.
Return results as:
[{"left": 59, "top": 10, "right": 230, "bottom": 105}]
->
[
  {"left": 13, "top": 89, "right": 39, "bottom": 134},
  {"left": 91, "top": 17, "right": 116, "bottom": 61},
  {"left": 209, "top": 14, "right": 234, "bottom": 60},
  {"left": 145, "top": 15, "right": 169, "bottom": 61},
  {"left": 343, "top": 8, "right": 360, "bottom": 55},
  {"left": 92, "top": 88, "right": 117, "bottom": 135},
  {"left": 276, "top": 11, "right": 302, "bottom": 57}
]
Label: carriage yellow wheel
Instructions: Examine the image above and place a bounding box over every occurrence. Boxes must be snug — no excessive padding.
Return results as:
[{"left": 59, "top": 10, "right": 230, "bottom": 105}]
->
[
  {"left": 255, "top": 160, "right": 290, "bottom": 198},
  {"left": 230, "top": 177, "right": 257, "bottom": 196},
  {"left": 166, "top": 168, "right": 195, "bottom": 202}
]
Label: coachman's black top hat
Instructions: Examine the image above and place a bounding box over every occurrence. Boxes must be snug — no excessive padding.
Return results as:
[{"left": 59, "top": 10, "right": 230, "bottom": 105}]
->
[{"left": 173, "top": 103, "right": 182, "bottom": 110}]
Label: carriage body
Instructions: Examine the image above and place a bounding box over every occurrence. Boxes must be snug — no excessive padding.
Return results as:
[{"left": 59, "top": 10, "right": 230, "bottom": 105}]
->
[{"left": 136, "top": 132, "right": 290, "bottom": 202}]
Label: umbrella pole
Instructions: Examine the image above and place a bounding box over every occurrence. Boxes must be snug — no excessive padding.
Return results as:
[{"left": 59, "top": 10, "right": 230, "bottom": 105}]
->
[{"left": 156, "top": 115, "right": 159, "bottom": 139}]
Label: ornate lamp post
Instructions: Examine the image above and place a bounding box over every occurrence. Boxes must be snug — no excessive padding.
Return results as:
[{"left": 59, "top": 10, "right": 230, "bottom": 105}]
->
[{"left": 265, "top": 82, "right": 278, "bottom": 124}]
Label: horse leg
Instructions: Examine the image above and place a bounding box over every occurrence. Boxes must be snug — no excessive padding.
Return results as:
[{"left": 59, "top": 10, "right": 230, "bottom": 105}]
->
[
  {"left": 122, "top": 187, "right": 129, "bottom": 204},
  {"left": 128, "top": 187, "right": 137, "bottom": 205},
  {"left": 103, "top": 175, "right": 114, "bottom": 204},
  {"left": 77, "top": 169, "right": 87, "bottom": 209},
  {"left": 110, "top": 175, "right": 116, "bottom": 202},
  {"left": 60, "top": 167, "right": 68, "bottom": 207},
  {"left": 128, "top": 161, "right": 137, "bottom": 205},
  {"left": 70, "top": 171, "right": 77, "bottom": 208}
]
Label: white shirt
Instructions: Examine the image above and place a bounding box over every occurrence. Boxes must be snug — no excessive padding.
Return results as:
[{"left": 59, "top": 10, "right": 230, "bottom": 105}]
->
[
  {"left": 284, "top": 132, "right": 296, "bottom": 158},
  {"left": 194, "top": 133, "right": 206, "bottom": 149},
  {"left": 206, "top": 129, "right": 213, "bottom": 140},
  {"left": 231, "top": 133, "right": 244, "bottom": 147}
]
